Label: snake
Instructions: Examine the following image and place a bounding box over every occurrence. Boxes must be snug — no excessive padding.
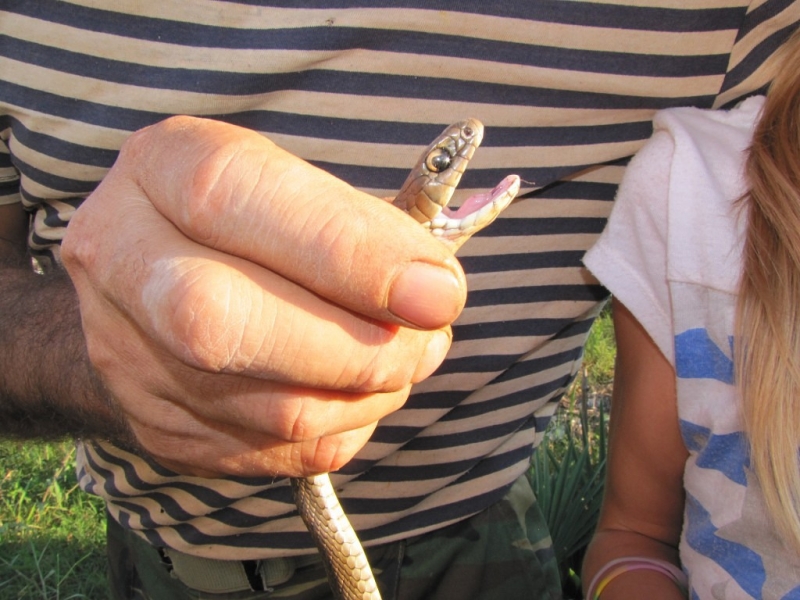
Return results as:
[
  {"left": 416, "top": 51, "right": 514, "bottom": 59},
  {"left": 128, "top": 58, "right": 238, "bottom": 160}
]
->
[{"left": 290, "top": 119, "right": 521, "bottom": 600}]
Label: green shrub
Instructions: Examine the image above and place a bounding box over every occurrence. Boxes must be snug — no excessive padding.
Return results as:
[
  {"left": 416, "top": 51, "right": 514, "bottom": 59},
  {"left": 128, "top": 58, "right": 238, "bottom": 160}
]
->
[{"left": 530, "top": 305, "right": 614, "bottom": 598}]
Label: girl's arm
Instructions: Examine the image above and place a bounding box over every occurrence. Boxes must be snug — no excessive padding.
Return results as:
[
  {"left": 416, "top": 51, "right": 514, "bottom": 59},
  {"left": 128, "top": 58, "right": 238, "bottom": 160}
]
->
[{"left": 582, "top": 298, "right": 690, "bottom": 599}]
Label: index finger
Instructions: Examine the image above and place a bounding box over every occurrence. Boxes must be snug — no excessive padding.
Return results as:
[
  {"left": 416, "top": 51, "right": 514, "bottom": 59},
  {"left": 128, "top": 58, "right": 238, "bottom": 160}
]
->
[{"left": 127, "top": 116, "right": 467, "bottom": 329}]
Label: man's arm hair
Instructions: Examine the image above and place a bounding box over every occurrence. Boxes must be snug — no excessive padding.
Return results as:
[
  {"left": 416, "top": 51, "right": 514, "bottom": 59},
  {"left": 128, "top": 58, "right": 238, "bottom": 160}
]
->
[{"left": 0, "top": 204, "right": 133, "bottom": 443}]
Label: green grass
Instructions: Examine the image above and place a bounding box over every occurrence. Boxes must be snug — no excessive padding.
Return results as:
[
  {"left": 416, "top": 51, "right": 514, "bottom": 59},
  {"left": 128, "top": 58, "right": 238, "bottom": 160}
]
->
[
  {"left": 0, "top": 307, "right": 616, "bottom": 599},
  {"left": 0, "top": 440, "right": 108, "bottom": 599}
]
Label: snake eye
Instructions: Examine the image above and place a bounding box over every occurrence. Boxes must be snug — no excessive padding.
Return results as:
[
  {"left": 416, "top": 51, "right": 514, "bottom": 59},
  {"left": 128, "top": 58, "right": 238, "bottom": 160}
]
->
[
  {"left": 426, "top": 148, "right": 452, "bottom": 173},
  {"left": 462, "top": 125, "right": 474, "bottom": 138}
]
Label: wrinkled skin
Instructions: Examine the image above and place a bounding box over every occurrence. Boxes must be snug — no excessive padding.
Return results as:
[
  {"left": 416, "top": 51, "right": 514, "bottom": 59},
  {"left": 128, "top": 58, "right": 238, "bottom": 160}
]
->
[{"left": 60, "top": 116, "right": 467, "bottom": 478}]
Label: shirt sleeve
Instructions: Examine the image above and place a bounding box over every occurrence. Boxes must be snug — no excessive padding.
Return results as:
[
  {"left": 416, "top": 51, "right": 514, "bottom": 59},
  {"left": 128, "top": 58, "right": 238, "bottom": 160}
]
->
[{"left": 583, "top": 130, "right": 677, "bottom": 365}]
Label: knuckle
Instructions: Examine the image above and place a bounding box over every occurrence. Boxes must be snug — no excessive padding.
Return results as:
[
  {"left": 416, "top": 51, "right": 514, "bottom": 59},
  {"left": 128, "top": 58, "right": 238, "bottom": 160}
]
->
[
  {"left": 350, "top": 359, "right": 408, "bottom": 393},
  {"left": 118, "top": 117, "right": 180, "bottom": 163},
  {"left": 127, "top": 116, "right": 258, "bottom": 247},
  {"left": 343, "top": 333, "right": 421, "bottom": 393},
  {"left": 83, "top": 333, "right": 117, "bottom": 377},
  {"left": 128, "top": 413, "right": 222, "bottom": 476},
  {"left": 304, "top": 439, "right": 349, "bottom": 475},
  {"left": 60, "top": 229, "right": 94, "bottom": 271},
  {"left": 305, "top": 429, "right": 372, "bottom": 474},
  {"left": 62, "top": 203, "right": 104, "bottom": 273},
  {"left": 280, "top": 400, "right": 325, "bottom": 444},
  {"left": 179, "top": 139, "right": 259, "bottom": 246},
  {"left": 183, "top": 153, "right": 232, "bottom": 231},
  {"left": 158, "top": 267, "right": 255, "bottom": 373}
]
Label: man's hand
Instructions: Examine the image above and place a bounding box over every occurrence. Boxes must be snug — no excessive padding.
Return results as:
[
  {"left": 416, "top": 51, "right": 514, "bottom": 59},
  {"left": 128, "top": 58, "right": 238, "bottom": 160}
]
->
[{"left": 60, "top": 116, "right": 466, "bottom": 479}]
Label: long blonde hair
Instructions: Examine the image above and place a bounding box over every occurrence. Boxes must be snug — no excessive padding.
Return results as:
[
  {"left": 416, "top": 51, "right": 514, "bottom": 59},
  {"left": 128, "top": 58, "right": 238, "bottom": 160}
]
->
[{"left": 737, "top": 29, "right": 800, "bottom": 553}]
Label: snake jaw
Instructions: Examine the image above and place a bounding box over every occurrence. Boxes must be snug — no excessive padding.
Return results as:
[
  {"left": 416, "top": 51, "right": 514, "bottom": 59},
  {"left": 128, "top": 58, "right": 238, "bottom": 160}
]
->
[{"left": 428, "top": 174, "right": 520, "bottom": 251}]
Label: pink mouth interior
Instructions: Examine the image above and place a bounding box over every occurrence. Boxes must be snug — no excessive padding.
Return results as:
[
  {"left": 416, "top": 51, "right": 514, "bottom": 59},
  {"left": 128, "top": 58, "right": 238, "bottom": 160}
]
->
[{"left": 442, "top": 175, "right": 518, "bottom": 218}]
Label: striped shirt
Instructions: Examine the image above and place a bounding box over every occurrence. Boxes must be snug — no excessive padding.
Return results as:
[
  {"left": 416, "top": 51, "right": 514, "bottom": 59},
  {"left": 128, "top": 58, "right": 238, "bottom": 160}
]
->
[{"left": 2, "top": 1, "right": 798, "bottom": 559}]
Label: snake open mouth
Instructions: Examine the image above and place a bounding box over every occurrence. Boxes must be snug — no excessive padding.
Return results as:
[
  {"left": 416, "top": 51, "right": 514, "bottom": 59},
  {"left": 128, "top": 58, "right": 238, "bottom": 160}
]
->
[
  {"left": 444, "top": 175, "right": 520, "bottom": 218},
  {"left": 431, "top": 174, "right": 520, "bottom": 235}
]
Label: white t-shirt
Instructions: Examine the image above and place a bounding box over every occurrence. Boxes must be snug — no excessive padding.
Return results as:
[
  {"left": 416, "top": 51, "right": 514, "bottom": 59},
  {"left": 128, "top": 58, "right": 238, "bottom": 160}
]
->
[{"left": 586, "top": 96, "right": 800, "bottom": 599}]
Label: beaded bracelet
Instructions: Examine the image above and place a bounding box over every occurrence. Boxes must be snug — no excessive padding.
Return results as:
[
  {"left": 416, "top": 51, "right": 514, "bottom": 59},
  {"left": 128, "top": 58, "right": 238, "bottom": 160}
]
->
[{"left": 586, "top": 557, "right": 689, "bottom": 599}]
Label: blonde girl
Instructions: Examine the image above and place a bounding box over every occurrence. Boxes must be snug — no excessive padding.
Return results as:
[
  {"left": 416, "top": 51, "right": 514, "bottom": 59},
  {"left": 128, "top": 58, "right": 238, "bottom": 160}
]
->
[{"left": 582, "top": 30, "right": 800, "bottom": 599}]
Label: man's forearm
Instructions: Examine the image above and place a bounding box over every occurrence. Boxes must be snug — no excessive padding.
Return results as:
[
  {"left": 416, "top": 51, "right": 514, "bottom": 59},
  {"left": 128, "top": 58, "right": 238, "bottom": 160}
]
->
[{"left": 0, "top": 249, "right": 130, "bottom": 442}]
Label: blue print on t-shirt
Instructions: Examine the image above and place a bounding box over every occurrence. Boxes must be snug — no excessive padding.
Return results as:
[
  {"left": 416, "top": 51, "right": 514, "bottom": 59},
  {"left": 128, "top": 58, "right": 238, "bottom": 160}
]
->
[
  {"left": 680, "top": 420, "right": 749, "bottom": 486},
  {"left": 686, "top": 492, "right": 765, "bottom": 597},
  {"left": 674, "top": 328, "right": 734, "bottom": 384}
]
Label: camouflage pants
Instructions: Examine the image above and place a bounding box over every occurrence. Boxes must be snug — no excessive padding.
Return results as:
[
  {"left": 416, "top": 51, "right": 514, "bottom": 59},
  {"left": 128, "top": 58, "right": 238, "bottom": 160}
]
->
[{"left": 107, "top": 476, "right": 562, "bottom": 600}]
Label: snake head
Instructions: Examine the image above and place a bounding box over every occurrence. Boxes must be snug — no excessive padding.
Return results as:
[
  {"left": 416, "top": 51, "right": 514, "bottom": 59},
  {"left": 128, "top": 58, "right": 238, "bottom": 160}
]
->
[
  {"left": 395, "top": 119, "right": 483, "bottom": 216},
  {"left": 394, "top": 119, "right": 520, "bottom": 252}
]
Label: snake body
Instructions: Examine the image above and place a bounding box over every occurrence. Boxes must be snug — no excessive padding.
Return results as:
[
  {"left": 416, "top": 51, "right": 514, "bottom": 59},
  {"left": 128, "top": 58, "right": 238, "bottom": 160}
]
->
[{"left": 290, "top": 120, "right": 521, "bottom": 600}]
